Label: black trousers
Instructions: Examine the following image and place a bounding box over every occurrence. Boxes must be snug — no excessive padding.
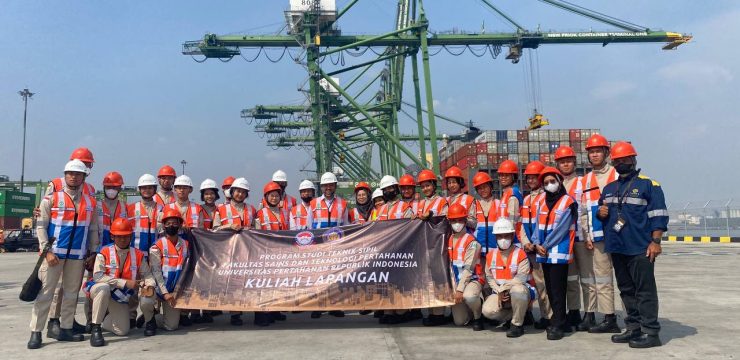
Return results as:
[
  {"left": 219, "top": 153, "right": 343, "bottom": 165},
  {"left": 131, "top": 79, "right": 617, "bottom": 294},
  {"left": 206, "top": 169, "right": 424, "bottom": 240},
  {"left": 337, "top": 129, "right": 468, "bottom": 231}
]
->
[
  {"left": 542, "top": 263, "right": 569, "bottom": 329},
  {"left": 611, "top": 253, "right": 660, "bottom": 335}
]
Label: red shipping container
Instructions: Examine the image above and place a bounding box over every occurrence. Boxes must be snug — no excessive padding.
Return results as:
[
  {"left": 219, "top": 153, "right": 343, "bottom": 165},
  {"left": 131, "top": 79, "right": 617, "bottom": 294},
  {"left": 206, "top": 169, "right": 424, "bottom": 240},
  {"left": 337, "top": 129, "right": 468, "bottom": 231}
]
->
[
  {"left": 570, "top": 140, "right": 583, "bottom": 152},
  {"left": 0, "top": 217, "right": 22, "bottom": 230},
  {"left": 569, "top": 129, "right": 581, "bottom": 142},
  {"left": 540, "top": 153, "right": 551, "bottom": 163},
  {"left": 517, "top": 130, "right": 528, "bottom": 141},
  {"left": 476, "top": 142, "right": 487, "bottom": 153}
]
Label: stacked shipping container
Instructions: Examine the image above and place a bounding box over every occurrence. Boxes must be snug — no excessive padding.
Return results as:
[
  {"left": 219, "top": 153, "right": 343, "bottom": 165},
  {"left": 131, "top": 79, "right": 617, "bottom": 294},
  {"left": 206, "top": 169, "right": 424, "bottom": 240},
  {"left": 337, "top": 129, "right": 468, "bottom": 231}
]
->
[{"left": 0, "top": 190, "right": 35, "bottom": 230}]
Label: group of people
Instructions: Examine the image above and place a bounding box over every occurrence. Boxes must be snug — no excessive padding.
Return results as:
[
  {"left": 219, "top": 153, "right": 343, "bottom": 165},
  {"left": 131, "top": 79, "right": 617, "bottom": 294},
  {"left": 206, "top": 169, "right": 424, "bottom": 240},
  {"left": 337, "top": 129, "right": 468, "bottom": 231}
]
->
[{"left": 26, "top": 133, "right": 668, "bottom": 350}]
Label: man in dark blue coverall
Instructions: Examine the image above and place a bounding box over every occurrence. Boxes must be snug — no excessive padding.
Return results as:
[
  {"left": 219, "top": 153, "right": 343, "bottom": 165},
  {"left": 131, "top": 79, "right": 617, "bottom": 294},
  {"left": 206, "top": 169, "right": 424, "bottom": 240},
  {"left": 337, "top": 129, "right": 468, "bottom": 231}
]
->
[{"left": 597, "top": 141, "right": 668, "bottom": 349}]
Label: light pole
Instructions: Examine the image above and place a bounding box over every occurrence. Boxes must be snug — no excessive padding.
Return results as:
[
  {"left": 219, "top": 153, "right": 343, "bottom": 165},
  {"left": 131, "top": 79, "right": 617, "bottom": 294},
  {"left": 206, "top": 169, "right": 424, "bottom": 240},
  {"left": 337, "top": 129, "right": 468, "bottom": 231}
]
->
[
  {"left": 181, "top": 160, "right": 187, "bottom": 175},
  {"left": 18, "top": 88, "right": 34, "bottom": 192}
]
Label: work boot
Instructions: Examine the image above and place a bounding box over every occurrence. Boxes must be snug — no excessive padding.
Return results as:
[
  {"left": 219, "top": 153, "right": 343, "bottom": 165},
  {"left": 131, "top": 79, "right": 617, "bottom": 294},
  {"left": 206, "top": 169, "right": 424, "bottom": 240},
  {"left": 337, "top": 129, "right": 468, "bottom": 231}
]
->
[
  {"left": 89, "top": 324, "right": 105, "bottom": 347},
  {"left": 578, "top": 312, "right": 596, "bottom": 332},
  {"left": 85, "top": 321, "right": 93, "bottom": 334},
  {"left": 629, "top": 334, "right": 662, "bottom": 349},
  {"left": 546, "top": 326, "right": 564, "bottom": 340},
  {"left": 179, "top": 315, "right": 192, "bottom": 327},
  {"left": 560, "top": 324, "right": 573, "bottom": 333},
  {"left": 328, "top": 310, "right": 345, "bottom": 318},
  {"left": 566, "top": 310, "right": 582, "bottom": 328},
  {"left": 523, "top": 310, "right": 535, "bottom": 326},
  {"left": 230, "top": 314, "right": 243, "bottom": 326},
  {"left": 46, "top": 318, "right": 61, "bottom": 339},
  {"left": 254, "top": 312, "right": 271, "bottom": 327},
  {"left": 589, "top": 314, "right": 621, "bottom": 334},
  {"left": 57, "top": 328, "right": 84, "bottom": 342},
  {"left": 507, "top": 325, "right": 524, "bottom": 338},
  {"left": 136, "top": 314, "right": 146, "bottom": 328},
  {"left": 129, "top": 319, "right": 136, "bottom": 330},
  {"left": 144, "top": 318, "right": 157, "bottom": 337},
  {"left": 27, "top": 332, "right": 42, "bottom": 349},
  {"left": 612, "top": 328, "right": 643, "bottom": 343},
  {"left": 72, "top": 319, "right": 87, "bottom": 334},
  {"left": 310, "top": 311, "right": 323, "bottom": 319},
  {"left": 270, "top": 311, "right": 287, "bottom": 321},
  {"left": 486, "top": 318, "right": 502, "bottom": 327},
  {"left": 472, "top": 317, "right": 485, "bottom": 331},
  {"left": 534, "top": 318, "right": 550, "bottom": 330}
]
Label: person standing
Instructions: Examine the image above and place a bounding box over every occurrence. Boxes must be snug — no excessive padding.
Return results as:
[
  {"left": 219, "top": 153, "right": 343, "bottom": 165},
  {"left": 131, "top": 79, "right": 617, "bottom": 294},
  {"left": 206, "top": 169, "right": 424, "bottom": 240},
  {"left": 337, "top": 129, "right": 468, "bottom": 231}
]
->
[
  {"left": 290, "top": 180, "right": 315, "bottom": 230},
  {"left": 128, "top": 174, "right": 163, "bottom": 253},
  {"left": 349, "top": 182, "right": 373, "bottom": 225},
  {"left": 398, "top": 174, "right": 420, "bottom": 215},
  {"left": 471, "top": 171, "right": 501, "bottom": 258},
  {"left": 599, "top": 142, "right": 668, "bottom": 348},
  {"left": 199, "top": 179, "right": 220, "bottom": 228},
  {"left": 99, "top": 172, "right": 128, "bottom": 247},
  {"left": 154, "top": 165, "right": 177, "bottom": 207},
  {"left": 370, "top": 188, "right": 385, "bottom": 221},
  {"left": 497, "top": 160, "right": 523, "bottom": 244},
  {"left": 444, "top": 166, "right": 476, "bottom": 230},
  {"left": 416, "top": 169, "right": 448, "bottom": 219},
  {"left": 221, "top": 176, "right": 235, "bottom": 204},
  {"left": 262, "top": 170, "right": 297, "bottom": 222}
]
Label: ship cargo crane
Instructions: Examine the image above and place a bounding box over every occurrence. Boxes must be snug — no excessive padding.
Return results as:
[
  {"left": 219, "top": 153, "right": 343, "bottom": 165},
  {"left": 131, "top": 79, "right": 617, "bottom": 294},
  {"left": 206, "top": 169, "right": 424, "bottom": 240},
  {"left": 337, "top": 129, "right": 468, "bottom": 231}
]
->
[{"left": 182, "top": 0, "right": 690, "bottom": 180}]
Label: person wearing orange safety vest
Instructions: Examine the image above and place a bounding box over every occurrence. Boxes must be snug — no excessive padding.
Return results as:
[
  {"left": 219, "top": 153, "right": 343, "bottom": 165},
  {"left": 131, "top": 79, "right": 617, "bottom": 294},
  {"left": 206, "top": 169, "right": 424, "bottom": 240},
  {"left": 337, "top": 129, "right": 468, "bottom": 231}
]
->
[
  {"left": 553, "top": 145, "right": 586, "bottom": 330},
  {"left": 444, "top": 166, "right": 476, "bottom": 230},
  {"left": 168, "top": 175, "right": 210, "bottom": 235},
  {"left": 518, "top": 160, "right": 552, "bottom": 330},
  {"left": 99, "top": 172, "right": 128, "bottom": 247},
  {"left": 349, "top": 182, "right": 373, "bottom": 225},
  {"left": 127, "top": 174, "right": 163, "bottom": 253},
  {"left": 482, "top": 218, "right": 534, "bottom": 338},
  {"left": 497, "top": 160, "right": 523, "bottom": 244},
  {"left": 28, "top": 160, "right": 100, "bottom": 350},
  {"left": 575, "top": 134, "right": 621, "bottom": 333},
  {"left": 140, "top": 208, "right": 189, "bottom": 335},
  {"left": 153, "top": 165, "right": 177, "bottom": 207},
  {"left": 44, "top": 147, "right": 97, "bottom": 198},
  {"left": 471, "top": 171, "right": 502, "bottom": 257},
  {"left": 416, "top": 169, "right": 448, "bottom": 219},
  {"left": 370, "top": 188, "right": 385, "bottom": 221},
  {"left": 199, "top": 179, "right": 220, "bottom": 229},
  {"left": 531, "top": 167, "right": 577, "bottom": 341},
  {"left": 290, "top": 180, "right": 315, "bottom": 230},
  {"left": 259, "top": 170, "right": 297, "bottom": 223},
  {"left": 221, "top": 176, "right": 235, "bottom": 205},
  {"left": 398, "top": 174, "right": 420, "bottom": 215},
  {"left": 256, "top": 182, "right": 289, "bottom": 231},
  {"left": 87, "top": 218, "right": 155, "bottom": 346}
]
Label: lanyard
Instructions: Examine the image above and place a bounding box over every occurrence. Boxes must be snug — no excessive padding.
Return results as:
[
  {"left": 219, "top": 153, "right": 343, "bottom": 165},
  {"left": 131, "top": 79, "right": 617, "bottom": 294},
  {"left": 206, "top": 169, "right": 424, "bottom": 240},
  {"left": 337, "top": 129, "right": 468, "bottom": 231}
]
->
[{"left": 616, "top": 172, "right": 638, "bottom": 213}]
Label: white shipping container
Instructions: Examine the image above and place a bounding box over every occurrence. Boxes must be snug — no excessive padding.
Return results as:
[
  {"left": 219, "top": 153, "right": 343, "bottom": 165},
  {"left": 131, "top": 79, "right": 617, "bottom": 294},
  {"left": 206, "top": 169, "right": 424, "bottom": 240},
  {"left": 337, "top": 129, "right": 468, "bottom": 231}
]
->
[
  {"left": 318, "top": 77, "right": 340, "bottom": 95},
  {"left": 507, "top": 130, "right": 517, "bottom": 140}
]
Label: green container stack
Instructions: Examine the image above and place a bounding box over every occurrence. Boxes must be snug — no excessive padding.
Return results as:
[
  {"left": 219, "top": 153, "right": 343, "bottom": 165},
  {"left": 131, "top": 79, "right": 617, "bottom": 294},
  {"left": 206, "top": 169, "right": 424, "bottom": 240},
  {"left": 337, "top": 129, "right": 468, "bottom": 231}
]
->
[{"left": 0, "top": 190, "right": 36, "bottom": 229}]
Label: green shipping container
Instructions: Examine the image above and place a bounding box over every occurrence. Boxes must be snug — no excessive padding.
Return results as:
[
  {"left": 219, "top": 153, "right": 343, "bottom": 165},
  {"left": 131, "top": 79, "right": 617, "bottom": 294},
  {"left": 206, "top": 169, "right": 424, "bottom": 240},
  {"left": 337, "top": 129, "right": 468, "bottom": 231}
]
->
[
  {"left": 0, "top": 203, "right": 34, "bottom": 217},
  {"left": 0, "top": 190, "right": 36, "bottom": 207}
]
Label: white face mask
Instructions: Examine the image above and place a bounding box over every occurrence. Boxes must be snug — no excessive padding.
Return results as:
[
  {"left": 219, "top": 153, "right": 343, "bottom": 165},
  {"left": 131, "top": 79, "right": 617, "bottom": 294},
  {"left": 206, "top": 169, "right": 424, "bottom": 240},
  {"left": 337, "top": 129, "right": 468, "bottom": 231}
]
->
[
  {"left": 544, "top": 182, "right": 560, "bottom": 193},
  {"left": 105, "top": 189, "right": 119, "bottom": 200},
  {"left": 451, "top": 222, "right": 465, "bottom": 233},
  {"left": 497, "top": 238, "right": 512, "bottom": 250}
]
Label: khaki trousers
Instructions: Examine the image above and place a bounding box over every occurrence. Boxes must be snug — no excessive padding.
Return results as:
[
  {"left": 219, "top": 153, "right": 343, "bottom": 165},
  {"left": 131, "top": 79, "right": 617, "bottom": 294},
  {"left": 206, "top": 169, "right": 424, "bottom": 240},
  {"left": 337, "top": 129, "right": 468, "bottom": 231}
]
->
[
  {"left": 90, "top": 283, "right": 132, "bottom": 336},
  {"left": 482, "top": 284, "right": 530, "bottom": 326},
  {"left": 567, "top": 245, "right": 583, "bottom": 311},
  {"left": 30, "top": 259, "right": 85, "bottom": 331},
  {"left": 529, "top": 255, "right": 552, "bottom": 319},
  {"left": 450, "top": 282, "right": 483, "bottom": 326},
  {"left": 49, "top": 271, "right": 92, "bottom": 322},
  {"left": 575, "top": 241, "right": 616, "bottom": 314},
  {"left": 140, "top": 296, "right": 180, "bottom": 331}
]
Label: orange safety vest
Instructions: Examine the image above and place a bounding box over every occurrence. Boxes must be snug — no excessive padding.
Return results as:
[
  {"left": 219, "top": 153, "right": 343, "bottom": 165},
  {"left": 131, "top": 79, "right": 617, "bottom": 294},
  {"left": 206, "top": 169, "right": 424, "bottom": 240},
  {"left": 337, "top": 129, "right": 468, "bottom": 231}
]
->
[
  {"left": 581, "top": 168, "right": 618, "bottom": 242},
  {"left": 448, "top": 193, "right": 474, "bottom": 212},
  {"left": 486, "top": 247, "right": 536, "bottom": 297},
  {"left": 167, "top": 202, "right": 210, "bottom": 229},
  {"left": 51, "top": 178, "right": 95, "bottom": 195},
  {"left": 349, "top": 208, "right": 372, "bottom": 225},
  {"left": 100, "top": 244, "right": 145, "bottom": 280},
  {"left": 153, "top": 237, "right": 188, "bottom": 294},
  {"left": 447, "top": 233, "right": 484, "bottom": 285},
  {"left": 47, "top": 191, "right": 96, "bottom": 260},
  {"left": 474, "top": 198, "right": 502, "bottom": 254},
  {"left": 256, "top": 207, "right": 288, "bottom": 230},
  {"left": 215, "top": 203, "right": 255, "bottom": 228},
  {"left": 201, "top": 204, "right": 217, "bottom": 230},
  {"left": 127, "top": 201, "right": 162, "bottom": 253},
  {"left": 153, "top": 191, "right": 175, "bottom": 207},
  {"left": 290, "top": 202, "right": 310, "bottom": 230},
  {"left": 308, "top": 196, "right": 348, "bottom": 228},
  {"left": 100, "top": 199, "right": 128, "bottom": 247},
  {"left": 564, "top": 176, "right": 583, "bottom": 240},
  {"left": 418, "top": 195, "right": 448, "bottom": 217},
  {"left": 521, "top": 191, "right": 545, "bottom": 240},
  {"left": 535, "top": 195, "right": 576, "bottom": 264},
  {"left": 377, "top": 199, "right": 412, "bottom": 221}
]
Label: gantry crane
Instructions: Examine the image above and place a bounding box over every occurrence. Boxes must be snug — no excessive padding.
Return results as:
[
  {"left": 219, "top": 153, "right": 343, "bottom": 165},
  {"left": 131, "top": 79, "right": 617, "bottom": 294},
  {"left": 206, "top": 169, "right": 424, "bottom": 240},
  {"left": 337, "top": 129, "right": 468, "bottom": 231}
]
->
[{"left": 182, "top": 0, "right": 690, "bottom": 180}]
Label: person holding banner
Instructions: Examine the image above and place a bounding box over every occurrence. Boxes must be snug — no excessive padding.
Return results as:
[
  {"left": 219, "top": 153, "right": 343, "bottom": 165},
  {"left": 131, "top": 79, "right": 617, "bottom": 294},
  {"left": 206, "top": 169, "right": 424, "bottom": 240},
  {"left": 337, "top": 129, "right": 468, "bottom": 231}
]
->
[
  {"left": 446, "top": 204, "right": 485, "bottom": 331},
  {"left": 256, "top": 182, "right": 289, "bottom": 231},
  {"left": 398, "top": 174, "right": 420, "bottom": 216},
  {"left": 349, "top": 182, "right": 373, "bottom": 225},
  {"left": 290, "top": 180, "right": 315, "bottom": 230},
  {"left": 199, "top": 179, "right": 220, "bottom": 228},
  {"left": 140, "top": 208, "right": 189, "bottom": 335},
  {"left": 416, "top": 169, "right": 448, "bottom": 219},
  {"left": 87, "top": 218, "right": 155, "bottom": 346},
  {"left": 482, "top": 218, "right": 533, "bottom": 338}
]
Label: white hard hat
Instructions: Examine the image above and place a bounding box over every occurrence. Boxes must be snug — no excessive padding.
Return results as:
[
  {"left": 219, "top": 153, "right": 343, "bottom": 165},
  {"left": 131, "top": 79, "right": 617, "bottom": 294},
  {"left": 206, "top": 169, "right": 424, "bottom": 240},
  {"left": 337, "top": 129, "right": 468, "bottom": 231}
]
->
[
  {"left": 493, "top": 218, "right": 515, "bottom": 235},
  {"left": 379, "top": 175, "right": 399, "bottom": 190},
  {"left": 320, "top": 172, "right": 338, "bottom": 185},
  {"left": 63, "top": 159, "right": 88, "bottom": 174},
  {"left": 199, "top": 178, "right": 218, "bottom": 191},
  {"left": 174, "top": 175, "right": 193, "bottom": 188},
  {"left": 137, "top": 174, "right": 157, "bottom": 187},
  {"left": 231, "top": 177, "right": 250, "bottom": 191},
  {"left": 372, "top": 188, "right": 384, "bottom": 200},
  {"left": 298, "top": 179, "right": 315, "bottom": 191},
  {"left": 224, "top": 188, "right": 231, "bottom": 198},
  {"left": 272, "top": 170, "right": 288, "bottom": 183}
]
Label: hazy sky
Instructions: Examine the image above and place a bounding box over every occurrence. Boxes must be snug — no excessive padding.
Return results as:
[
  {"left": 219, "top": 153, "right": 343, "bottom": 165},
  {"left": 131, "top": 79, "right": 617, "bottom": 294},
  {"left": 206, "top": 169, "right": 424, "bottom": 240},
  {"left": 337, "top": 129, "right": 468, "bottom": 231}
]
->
[{"left": 1, "top": 0, "right": 737, "bottom": 205}]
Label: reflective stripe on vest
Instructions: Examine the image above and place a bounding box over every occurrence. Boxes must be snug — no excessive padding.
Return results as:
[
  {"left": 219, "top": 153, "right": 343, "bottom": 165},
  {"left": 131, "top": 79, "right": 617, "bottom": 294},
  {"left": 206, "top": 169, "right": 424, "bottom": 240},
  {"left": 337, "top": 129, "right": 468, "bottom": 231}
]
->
[
  {"left": 448, "top": 193, "right": 473, "bottom": 212},
  {"left": 447, "top": 233, "right": 483, "bottom": 285},
  {"left": 100, "top": 200, "right": 128, "bottom": 247},
  {"left": 168, "top": 202, "right": 207, "bottom": 230},
  {"left": 378, "top": 200, "right": 411, "bottom": 221},
  {"left": 488, "top": 247, "right": 526, "bottom": 285},
  {"left": 257, "top": 207, "right": 288, "bottom": 230},
  {"left": 291, "top": 202, "right": 309, "bottom": 230},
  {"left": 311, "top": 196, "right": 346, "bottom": 229},
  {"left": 474, "top": 198, "right": 501, "bottom": 255},
  {"left": 420, "top": 195, "right": 447, "bottom": 216},
  {"left": 499, "top": 187, "right": 523, "bottom": 243},
  {"left": 582, "top": 168, "right": 618, "bottom": 242},
  {"left": 127, "top": 201, "right": 160, "bottom": 253},
  {"left": 155, "top": 237, "right": 188, "bottom": 294},
  {"left": 521, "top": 192, "right": 544, "bottom": 240},
  {"left": 217, "top": 203, "right": 254, "bottom": 228},
  {"left": 565, "top": 176, "right": 583, "bottom": 241},
  {"left": 48, "top": 191, "right": 96, "bottom": 260},
  {"left": 535, "top": 195, "right": 576, "bottom": 265}
]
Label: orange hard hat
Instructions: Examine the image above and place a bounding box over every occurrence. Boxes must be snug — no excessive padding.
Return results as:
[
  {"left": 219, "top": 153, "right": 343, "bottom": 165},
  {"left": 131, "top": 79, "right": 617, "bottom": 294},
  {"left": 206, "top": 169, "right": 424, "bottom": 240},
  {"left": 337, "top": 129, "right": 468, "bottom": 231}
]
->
[
  {"left": 554, "top": 146, "right": 576, "bottom": 160},
  {"left": 538, "top": 166, "right": 564, "bottom": 184},
  {"left": 354, "top": 181, "right": 371, "bottom": 193},
  {"left": 472, "top": 172, "right": 493, "bottom": 189},
  {"left": 69, "top": 147, "right": 94, "bottom": 163},
  {"left": 416, "top": 169, "right": 437, "bottom": 184},
  {"left": 444, "top": 166, "right": 464, "bottom": 179},
  {"left": 497, "top": 160, "right": 519, "bottom": 175},
  {"left": 524, "top": 161, "right": 546, "bottom": 176},
  {"left": 447, "top": 204, "right": 468, "bottom": 220},
  {"left": 162, "top": 208, "right": 183, "bottom": 223},
  {"left": 110, "top": 218, "right": 133, "bottom": 236},
  {"left": 222, "top": 176, "right": 235, "bottom": 189},
  {"left": 610, "top": 141, "right": 637, "bottom": 160},
  {"left": 399, "top": 174, "right": 416, "bottom": 187},
  {"left": 158, "top": 165, "right": 176, "bottom": 178},
  {"left": 263, "top": 181, "right": 282, "bottom": 196},
  {"left": 585, "top": 134, "right": 610, "bottom": 150},
  {"left": 103, "top": 171, "right": 124, "bottom": 187}
]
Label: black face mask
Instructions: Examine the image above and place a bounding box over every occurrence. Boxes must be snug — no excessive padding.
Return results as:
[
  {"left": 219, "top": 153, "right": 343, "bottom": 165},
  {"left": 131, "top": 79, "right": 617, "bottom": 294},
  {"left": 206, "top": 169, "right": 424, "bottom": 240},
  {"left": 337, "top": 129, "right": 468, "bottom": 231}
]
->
[
  {"left": 615, "top": 163, "right": 635, "bottom": 175},
  {"left": 301, "top": 196, "right": 313, "bottom": 204},
  {"left": 383, "top": 189, "right": 399, "bottom": 202},
  {"left": 164, "top": 226, "right": 179, "bottom": 236}
]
